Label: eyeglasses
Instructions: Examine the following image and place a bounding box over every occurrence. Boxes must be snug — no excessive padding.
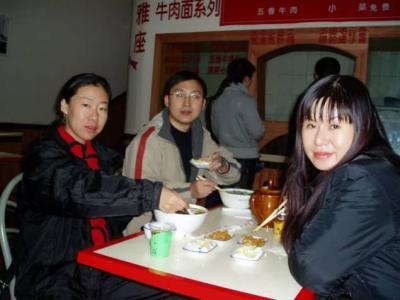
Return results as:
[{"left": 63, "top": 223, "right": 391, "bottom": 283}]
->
[{"left": 170, "top": 90, "right": 203, "bottom": 102}]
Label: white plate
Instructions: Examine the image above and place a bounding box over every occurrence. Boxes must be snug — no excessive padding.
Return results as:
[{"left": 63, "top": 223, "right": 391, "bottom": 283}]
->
[
  {"left": 183, "top": 239, "right": 218, "bottom": 253},
  {"left": 231, "top": 246, "right": 264, "bottom": 261},
  {"left": 190, "top": 158, "right": 210, "bottom": 169}
]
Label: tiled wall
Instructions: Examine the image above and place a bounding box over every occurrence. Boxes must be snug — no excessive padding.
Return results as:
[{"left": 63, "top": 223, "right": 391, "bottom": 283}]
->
[
  {"left": 370, "top": 51, "right": 400, "bottom": 155},
  {"left": 367, "top": 51, "right": 400, "bottom": 106},
  {"left": 264, "top": 52, "right": 355, "bottom": 121}
]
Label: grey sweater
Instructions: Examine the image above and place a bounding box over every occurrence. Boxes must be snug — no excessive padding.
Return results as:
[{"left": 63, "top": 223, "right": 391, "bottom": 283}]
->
[{"left": 211, "top": 83, "right": 265, "bottom": 159}]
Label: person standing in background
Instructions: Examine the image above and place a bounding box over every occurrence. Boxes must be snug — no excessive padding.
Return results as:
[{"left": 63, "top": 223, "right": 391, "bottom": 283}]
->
[
  {"left": 210, "top": 58, "right": 265, "bottom": 189},
  {"left": 313, "top": 56, "right": 341, "bottom": 80}
]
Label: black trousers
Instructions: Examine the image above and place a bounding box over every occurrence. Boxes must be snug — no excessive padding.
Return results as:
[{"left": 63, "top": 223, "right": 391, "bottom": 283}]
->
[
  {"left": 235, "top": 158, "right": 257, "bottom": 190},
  {"left": 17, "top": 274, "right": 192, "bottom": 300},
  {"left": 101, "top": 274, "right": 193, "bottom": 299}
]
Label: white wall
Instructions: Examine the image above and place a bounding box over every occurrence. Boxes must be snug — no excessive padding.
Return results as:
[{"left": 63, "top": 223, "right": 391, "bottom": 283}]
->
[
  {"left": 0, "top": 0, "right": 132, "bottom": 124},
  {"left": 127, "top": 0, "right": 400, "bottom": 134}
]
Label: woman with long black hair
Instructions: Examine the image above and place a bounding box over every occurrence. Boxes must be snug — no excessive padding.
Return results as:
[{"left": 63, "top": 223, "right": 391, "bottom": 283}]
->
[{"left": 282, "top": 75, "right": 400, "bottom": 299}]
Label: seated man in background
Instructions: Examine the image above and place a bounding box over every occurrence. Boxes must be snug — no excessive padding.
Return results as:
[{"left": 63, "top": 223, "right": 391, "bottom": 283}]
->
[{"left": 123, "top": 71, "right": 240, "bottom": 233}]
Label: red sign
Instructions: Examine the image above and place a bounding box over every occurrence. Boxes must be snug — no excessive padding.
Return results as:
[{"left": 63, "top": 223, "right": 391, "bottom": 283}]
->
[{"left": 220, "top": 0, "right": 400, "bottom": 25}]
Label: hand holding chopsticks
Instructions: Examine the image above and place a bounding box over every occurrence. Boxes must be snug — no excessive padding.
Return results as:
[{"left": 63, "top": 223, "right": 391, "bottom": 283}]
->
[
  {"left": 253, "top": 198, "right": 287, "bottom": 232},
  {"left": 196, "top": 175, "right": 222, "bottom": 191}
]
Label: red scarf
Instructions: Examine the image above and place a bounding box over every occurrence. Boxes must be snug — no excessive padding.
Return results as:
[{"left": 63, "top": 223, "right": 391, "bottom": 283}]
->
[{"left": 57, "top": 125, "right": 110, "bottom": 246}]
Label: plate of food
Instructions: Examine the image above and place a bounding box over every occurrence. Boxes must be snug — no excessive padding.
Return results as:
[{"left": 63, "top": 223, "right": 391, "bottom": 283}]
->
[
  {"left": 231, "top": 246, "right": 264, "bottom": 261},
  {"left": 183, "top": 238, "right": 217, "bottom": 253},
  {"left": 190, "top": 158, "right": 210, "bottom": 169},
  {"left": 207, "top": 229, "right": 233, "bottom": 241},
  {"left": 238, "top": 234, "right": 266, "bottom": 247},
  {"left": 205, "top": 226, "right": 238, "bottom": 241}
]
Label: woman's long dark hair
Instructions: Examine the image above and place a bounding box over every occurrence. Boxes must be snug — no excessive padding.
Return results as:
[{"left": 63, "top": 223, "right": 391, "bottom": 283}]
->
[
  {"left": 281, "top": 75, "right": 399, "bottom": 252},
  {"left": 207, "top": 58, "right": 255, "bottom": 102}
]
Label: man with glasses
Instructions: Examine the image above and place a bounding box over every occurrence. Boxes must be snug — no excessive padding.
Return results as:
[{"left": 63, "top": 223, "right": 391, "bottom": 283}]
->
[{"left": 123, "top": 71, "right": 240, "bottom": 233}]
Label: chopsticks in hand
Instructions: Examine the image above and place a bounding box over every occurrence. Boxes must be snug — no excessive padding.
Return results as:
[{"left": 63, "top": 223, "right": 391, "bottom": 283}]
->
[
  {"left": 253, "top": 198, "right": 287, "bottom": 232},
  {"left": 196, "top": 175, "right": 222, "bottom": 191}
]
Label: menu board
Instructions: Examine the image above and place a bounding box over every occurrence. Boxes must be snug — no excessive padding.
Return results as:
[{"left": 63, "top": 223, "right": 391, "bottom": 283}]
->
[{"left": 220, "top": 0, "right": 400, "bottom": 25}]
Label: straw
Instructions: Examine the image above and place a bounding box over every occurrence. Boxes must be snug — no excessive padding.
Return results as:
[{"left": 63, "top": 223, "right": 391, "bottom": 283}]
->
[
  {"left": 253, "top": 198, "right": 287, "bottom": 232},
  {"left": 196, "top": 175, "right": 222, "bottom": 191}
]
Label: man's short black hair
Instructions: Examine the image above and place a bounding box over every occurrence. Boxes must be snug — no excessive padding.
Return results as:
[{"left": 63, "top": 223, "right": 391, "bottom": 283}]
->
[
  {"left": 314, "top": 57, "right": 341, "bottom": 79},
  {"left": 162, "top": 71, "right": 207, "bottom": 98}
]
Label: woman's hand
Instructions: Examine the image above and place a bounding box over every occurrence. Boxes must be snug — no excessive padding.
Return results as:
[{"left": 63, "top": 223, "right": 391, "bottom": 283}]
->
[{"left": 159, "top": 187, "right": 187, "bottom": 213}]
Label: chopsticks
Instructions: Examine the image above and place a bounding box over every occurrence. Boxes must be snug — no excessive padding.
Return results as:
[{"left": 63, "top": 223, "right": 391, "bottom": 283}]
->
[
  {"left": 253, "top": 198, "right": 287, "bottom": 232},
  {"left": 196, "top": 175, "right": 222, "bottom": 191}
]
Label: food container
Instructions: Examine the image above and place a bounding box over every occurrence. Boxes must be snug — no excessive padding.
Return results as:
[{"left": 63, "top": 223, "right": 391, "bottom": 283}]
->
[
  {"left": 154, "top": 204, "right": 208, "bottom": 234},
  {"left": 147, "top": 222, "right": 175, "bottom": 258},
  {"left": 273, "top": 210, "right": 286, "bottom": 240},
  {"left": 231, "top": 246, "right": 264, "bottom": 261},
  {"left": 250, "top": 186, "right": 281, "bottom": 228},
  {"left": 218, "top": 188, "right": 253, "bottom": 209}
]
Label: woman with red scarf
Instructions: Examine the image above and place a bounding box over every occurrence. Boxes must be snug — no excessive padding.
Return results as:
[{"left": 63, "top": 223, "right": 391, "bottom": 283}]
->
[{"left": 15, "top": 73, "right": 188, "bottom": 299}]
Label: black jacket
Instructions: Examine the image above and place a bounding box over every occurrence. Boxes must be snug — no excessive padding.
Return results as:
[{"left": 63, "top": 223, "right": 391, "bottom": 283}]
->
[
  {"left": 289, "top": 157, "right": 400, "bottom": 299},
  {"left": 15, "top": 128, "right": 162, "bottom": 299}
]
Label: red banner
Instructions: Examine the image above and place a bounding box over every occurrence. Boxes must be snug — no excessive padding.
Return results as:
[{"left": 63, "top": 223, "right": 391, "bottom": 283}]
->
[{"left": 220, "top": 0, "right": 400, "bottom": 25}]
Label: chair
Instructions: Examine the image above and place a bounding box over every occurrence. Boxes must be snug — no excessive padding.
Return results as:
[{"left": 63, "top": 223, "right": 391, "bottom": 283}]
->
[{"left": 0, "top": 173, "right": 22, "bottom": 300}]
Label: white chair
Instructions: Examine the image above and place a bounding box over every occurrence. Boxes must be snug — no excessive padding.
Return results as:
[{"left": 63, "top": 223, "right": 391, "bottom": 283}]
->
[{"left": 0, "top": 173, "right": 22, "bottom": 300}]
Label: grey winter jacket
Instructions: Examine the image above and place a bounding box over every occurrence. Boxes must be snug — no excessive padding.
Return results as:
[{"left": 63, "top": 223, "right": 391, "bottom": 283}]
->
[{"left": 211, "top": 82, "right": 265, "bottom": 159}]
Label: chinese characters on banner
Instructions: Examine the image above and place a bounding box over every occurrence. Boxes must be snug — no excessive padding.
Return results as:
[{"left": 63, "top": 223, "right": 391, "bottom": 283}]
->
[
  {"left": 220, "top": 0, "right": 400, "bottom": 25},
  {"left": 205, "top": 42, "right": 246, "bottom": 75},
  {"left": 250, "top": 27, "right": 368, "bottom": 46},
  {"left": 207, "top": 53, "right": 242, "bottom": 75},
  {"left": 164, "top": 43, "right": 245, "bottom": 75},
  {"left": 318, "top": 27, "right": 368, "bottom": 44},
  {"left": 164, "top": 44, "right": 201, "bottom": 74},
  {"left": 130, "top": 0, "right": 221, "bottom": 70},
  {"left": 251, "top": 30, "right": 296, "bottom": 46}
]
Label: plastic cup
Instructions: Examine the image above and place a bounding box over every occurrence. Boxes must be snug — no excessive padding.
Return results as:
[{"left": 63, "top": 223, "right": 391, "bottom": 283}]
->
[{"left": 148, "top": 222, "right": 175, "bottom": 258}]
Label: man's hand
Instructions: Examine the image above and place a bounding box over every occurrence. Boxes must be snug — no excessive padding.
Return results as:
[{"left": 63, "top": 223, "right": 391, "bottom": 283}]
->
[
  {"left": 190, "top": 179, "right": 217, "bottom": 199},
  {"left": 207, "top": 152, "right": 230, "bottom": 174},
  {"left": 159, "top": 187, "right": 187, "bottom": 213}
]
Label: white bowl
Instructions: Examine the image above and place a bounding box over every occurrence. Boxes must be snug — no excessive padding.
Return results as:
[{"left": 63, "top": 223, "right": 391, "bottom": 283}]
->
[
  {"left": 219, "top": 188, "right": 253, "bottom": 209},
  {"left": 154, "top": 204, "right": 208, "bottom": 234}
]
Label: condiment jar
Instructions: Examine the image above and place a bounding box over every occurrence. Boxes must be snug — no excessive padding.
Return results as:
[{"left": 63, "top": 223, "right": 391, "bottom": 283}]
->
[
  {"left": 250, "top": 186, "right": 281, "bottom": 228},
  {"left": 273, "top": 210, "right": 286, "bottom": 240}
]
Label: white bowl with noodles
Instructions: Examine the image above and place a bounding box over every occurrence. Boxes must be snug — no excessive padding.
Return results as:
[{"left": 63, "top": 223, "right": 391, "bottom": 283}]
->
[
  {"left": 218, "top": 188, "right": 253, "bottom": 209},
  {"left": 154, "top": 204, "right": 208, "bottom": 234}
]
